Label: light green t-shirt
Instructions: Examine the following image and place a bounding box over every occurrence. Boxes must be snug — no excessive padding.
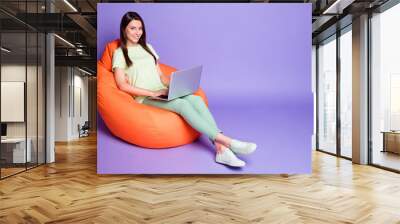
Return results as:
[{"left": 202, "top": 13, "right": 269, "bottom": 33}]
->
[{"left": 112, "top": 43, "right": 167, "bottom": 103}]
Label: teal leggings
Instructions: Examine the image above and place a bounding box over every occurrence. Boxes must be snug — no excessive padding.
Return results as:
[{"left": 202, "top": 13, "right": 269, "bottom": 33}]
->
[{"left": 142, "top": 94, "right": 221, "bottom": 141}]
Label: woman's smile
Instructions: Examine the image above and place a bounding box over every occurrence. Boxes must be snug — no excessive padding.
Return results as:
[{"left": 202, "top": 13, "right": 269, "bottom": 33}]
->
[{"left": 125, "top": 19, "right": 143, "bottom": 44}]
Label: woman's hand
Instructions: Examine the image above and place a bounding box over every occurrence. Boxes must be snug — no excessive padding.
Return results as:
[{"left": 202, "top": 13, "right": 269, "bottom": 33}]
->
[{"left": 152, "top": 89, "right": 168, "bottom": 97}]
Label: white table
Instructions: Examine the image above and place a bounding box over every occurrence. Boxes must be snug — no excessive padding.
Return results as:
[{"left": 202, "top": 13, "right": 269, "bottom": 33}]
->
[{"left": 1, "top": 138, "right": 31, "bottom": 163}]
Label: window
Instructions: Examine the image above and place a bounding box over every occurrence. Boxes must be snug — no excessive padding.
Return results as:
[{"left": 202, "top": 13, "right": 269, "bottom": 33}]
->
[
  {"left": 317, "top": 36, "right": 337, "bottom": 154},
  {"left": 339, "top": 27, "right": 352, "bottom": 158},
  {"left": 370, "top": 2, "right": 400, "bottom": 171}
]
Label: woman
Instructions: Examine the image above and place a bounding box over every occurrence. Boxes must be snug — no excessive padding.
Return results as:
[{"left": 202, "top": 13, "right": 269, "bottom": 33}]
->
[{"left": 112, "top": 11, "right": 257, "bottom": 167}]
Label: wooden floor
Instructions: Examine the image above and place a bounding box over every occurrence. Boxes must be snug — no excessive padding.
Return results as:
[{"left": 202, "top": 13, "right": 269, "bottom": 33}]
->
[
  {"left": 1, "top": 135, "right": 400, "bottom": 224},
  {"left": 373, "top": 150, "right": 400, "bottom": 171},
  {"left": 1, "top": 167, "right": 26, "bottom": 178}
]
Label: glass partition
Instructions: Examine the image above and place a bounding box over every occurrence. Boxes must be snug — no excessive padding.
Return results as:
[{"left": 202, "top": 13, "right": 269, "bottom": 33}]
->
[
  {"left": 1, "top": 30, "right": 28, "bottom": 177},
  {"left": 339, "top": 27, "right": 352, "bottom": 158},
  {"left": 317, "top": 35, "right": 337, "bottom": 155},
  {"left": 371, "top": 3, "right": 400, "bottom": 171},
  {"left": 27, "top": 31, "right": 38, "bottom": 169},
  {"left": 0, "top": 0, "right": 46, "bottom": 179},
  {"left": 38, "top": 32, "right": 45, "bottom": 165}
]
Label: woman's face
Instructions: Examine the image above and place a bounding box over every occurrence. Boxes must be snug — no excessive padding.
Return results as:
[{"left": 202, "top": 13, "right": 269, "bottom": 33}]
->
[{"left": 125, "top": 19, "right": 143, "bottom": 44}]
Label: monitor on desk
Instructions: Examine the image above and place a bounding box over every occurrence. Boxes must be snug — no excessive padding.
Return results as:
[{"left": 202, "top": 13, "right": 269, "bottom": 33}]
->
[{"left": 1, "top": 123, "right": 7, "bottom": 138}]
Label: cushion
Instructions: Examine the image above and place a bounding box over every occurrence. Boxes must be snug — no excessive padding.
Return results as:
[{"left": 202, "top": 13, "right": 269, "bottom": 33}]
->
[{"left": 97, "top": 39, "right": 208, "bottom": 148}]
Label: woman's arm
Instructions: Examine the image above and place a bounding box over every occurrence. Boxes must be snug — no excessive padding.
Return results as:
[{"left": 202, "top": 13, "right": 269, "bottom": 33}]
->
[
  {"left": 156, "top": 62, "right": 170, "bottom": 87},
  {"left": 114, "top": 68, "right": 165, "bottom": 97}
]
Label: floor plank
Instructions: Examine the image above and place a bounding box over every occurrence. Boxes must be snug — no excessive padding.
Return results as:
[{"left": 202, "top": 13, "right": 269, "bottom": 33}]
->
[{"left": 1, "top": 134, "right": 400, "bottom": 223}]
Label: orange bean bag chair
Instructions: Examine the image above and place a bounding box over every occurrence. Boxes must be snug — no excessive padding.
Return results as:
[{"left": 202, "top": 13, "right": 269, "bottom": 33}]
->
[{"left": 97, "top": 39, "right": 209, "bottom": 148}]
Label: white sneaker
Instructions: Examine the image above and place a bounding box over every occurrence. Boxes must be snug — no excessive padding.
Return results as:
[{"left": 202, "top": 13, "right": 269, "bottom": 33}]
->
[
  {"left": 230, "top": 139, "right": 257, "bottom": 155},
  {"left": 216, "top": 147, "right": 246, "bottom": 167}
]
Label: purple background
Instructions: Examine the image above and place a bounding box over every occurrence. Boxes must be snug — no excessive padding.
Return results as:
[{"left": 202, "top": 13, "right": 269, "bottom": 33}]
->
[{"left": 97, "top": 3, "right": 313, "bottom": 174}]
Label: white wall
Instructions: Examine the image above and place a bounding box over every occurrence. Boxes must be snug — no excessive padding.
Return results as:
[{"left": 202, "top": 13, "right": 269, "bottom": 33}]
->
[
  {"left": 1, "top": 64, "right": 46, "bottom": 164},
  {"left": 55, "top": 67, "right": 89, "bottom": 141},
  {"left": 71, "top": 72, "right": 89, "bottom": 139},
  {"left": 1, "top": 65, "right": 26, "bottom": 144},
  {"left": 55, "top": 66, "right": 70, "bottom": 141},
  {"left": 1, "top": 65, "right": 41, "bottom": 138}
]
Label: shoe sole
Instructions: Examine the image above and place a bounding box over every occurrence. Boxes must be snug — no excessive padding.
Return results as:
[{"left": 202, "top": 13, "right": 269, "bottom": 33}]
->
[{"left": 215, "top": 158, "right": 246, "bottom": 167}]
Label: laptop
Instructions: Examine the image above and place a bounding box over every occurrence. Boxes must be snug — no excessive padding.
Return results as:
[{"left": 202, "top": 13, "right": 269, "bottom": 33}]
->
[{"left": 149, "top": 65, "right": 202, "bottom": 101}]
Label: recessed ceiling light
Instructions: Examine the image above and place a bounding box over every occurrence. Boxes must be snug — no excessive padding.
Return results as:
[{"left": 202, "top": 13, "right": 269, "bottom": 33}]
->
[
  {"left": 1, "top": 47, "right": 11, "bottom": 53},
  {"left": 54, "top": 34, "right": 75, "bottom": 48},
  {"left": 323, "top": 0, "right": 355, "bottom": 15},
  {"left": 77, "top": 67, "right": 93, "bottom": 76},
  {"left": 63, "top": 0, "right": 78, "bottom": 12}
]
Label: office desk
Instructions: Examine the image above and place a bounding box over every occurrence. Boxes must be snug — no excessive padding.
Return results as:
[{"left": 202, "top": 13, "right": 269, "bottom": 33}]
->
[
  {"left": 381, "top": 131, "right": 400, "bottom": 154},
  {"left": 1, "top": 138, "right": 31, "bottom": 163}
]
